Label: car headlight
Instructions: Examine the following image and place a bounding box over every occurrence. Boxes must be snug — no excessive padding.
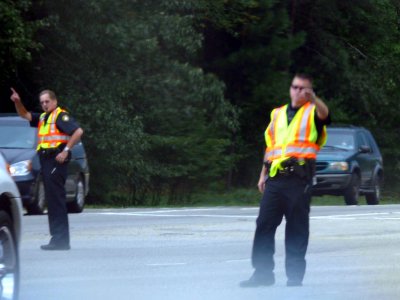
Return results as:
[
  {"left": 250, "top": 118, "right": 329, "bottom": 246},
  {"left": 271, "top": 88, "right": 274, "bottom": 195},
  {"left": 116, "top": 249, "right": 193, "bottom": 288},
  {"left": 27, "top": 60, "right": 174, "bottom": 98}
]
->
[
  {"left": 328, "top": 161, "right": 349, "bottom": 171},
  {"left": 9, "top": 160, "right": 32, "bottom": 176}
]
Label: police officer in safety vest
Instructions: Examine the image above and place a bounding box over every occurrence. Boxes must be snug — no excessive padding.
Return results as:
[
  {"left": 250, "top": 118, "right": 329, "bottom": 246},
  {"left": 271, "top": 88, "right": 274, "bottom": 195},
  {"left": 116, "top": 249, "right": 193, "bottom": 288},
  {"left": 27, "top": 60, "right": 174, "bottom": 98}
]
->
[
  {"left": 240, "top": 74, "right": 330, "bottom": 287},
  {"left": 10, "top": 88, "right": 83, "bottom": 250}
]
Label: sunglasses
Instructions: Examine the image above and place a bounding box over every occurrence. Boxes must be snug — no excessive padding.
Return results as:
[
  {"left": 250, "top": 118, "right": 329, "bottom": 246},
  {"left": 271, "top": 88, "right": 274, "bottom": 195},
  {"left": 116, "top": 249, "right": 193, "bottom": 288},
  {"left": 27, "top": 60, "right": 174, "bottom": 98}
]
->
[{"left": 291, "top": 85, "right": 311, "bottom": 91}]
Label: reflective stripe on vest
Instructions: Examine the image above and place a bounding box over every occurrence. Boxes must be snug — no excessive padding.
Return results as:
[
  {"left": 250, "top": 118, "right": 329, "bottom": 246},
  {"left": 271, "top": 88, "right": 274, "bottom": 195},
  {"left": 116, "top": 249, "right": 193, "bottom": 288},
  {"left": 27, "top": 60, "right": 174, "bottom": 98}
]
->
[
  {"left": 264, "top": 102, "right": 327, "bottom": 177},
  {"left": 37, "top": 107, "right": 70, "bottom": 150},
  {"left": 266, "top": 107, "right": 284, "bottom": 147},
  {"left": 296, "top": 103, "right": 314, "bottom": 142},
  {"left": 265, "top": 145, "right": 319, "bottom": 160}
]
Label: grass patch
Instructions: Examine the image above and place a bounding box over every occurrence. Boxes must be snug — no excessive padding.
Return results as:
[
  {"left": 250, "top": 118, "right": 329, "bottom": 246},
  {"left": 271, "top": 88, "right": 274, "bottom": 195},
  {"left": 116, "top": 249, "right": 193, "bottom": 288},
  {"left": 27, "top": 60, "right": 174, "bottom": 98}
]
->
[
  {"left": 188, "top": 189, "right": 399, "bottom": 207},
  {"left": 313, "top": 192, "right": 399, "bottom": 206},
  {"left": 188, "top": 189, "right": 261, "bottom": 206},
  {"left": 87, "top": 188, "right": 399, "bottom": 208}
]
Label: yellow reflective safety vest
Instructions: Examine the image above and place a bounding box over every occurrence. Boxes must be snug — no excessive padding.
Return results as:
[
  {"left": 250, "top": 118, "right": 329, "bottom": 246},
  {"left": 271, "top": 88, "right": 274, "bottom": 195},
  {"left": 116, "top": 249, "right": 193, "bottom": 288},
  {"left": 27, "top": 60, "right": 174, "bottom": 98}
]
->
[
  {"left": 37, "top": 107, "right": 70, "bottom": 150},
  {"left": 264, "top": 102, "right": 327, "bottom": 177}
]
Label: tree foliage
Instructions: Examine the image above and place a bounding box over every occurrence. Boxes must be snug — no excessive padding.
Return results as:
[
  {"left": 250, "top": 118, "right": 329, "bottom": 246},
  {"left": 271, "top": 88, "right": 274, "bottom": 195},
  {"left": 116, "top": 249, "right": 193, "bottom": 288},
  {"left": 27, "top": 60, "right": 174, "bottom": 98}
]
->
[
  {"left": 199, "top": 0, "right": 305, "bottom": 185},
  {"left": 0, "top": 0, "right": 42, "bottom": 70},
  {"left": 31, "top": 0, "right": 237, "bottom": 203},
  {"left": 0, "top": 0, "right": 44, "bottom": 109},
  {"left": 290, "top": 0, "right": 400, "bottom": 185},
  {"left": 2, "top": 0, "right": 400, "bottom": 203}
]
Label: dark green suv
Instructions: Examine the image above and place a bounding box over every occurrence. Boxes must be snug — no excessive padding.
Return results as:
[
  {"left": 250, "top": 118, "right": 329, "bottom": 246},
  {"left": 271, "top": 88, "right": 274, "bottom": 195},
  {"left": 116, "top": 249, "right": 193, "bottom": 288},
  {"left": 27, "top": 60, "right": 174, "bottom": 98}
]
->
[{"left": 312, "top": 126, "right": 383, "bottom": 205}]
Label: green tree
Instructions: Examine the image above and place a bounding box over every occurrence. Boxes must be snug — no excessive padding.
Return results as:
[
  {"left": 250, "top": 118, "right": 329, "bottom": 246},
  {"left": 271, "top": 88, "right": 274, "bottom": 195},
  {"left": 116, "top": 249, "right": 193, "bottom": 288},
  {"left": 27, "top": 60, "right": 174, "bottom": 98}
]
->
[
  {"left": 32, "top": 0, "right": 237, "bottom": 204},
  {"left": 0, "top": 0, "right": 44, "bottom": 109},
  {"left": 290, "top": 0, "right": 400, "bottom": 187},
  {"left": 199, "top": 0, "right": 304, "bottom": 186}
]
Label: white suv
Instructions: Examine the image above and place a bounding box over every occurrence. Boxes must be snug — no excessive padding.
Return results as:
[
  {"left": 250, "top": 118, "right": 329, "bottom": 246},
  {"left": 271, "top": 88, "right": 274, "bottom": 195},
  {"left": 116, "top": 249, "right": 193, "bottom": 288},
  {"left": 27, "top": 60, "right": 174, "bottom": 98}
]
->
[{"left": 0, "top": 153, "right": 22, "bottom": 299}]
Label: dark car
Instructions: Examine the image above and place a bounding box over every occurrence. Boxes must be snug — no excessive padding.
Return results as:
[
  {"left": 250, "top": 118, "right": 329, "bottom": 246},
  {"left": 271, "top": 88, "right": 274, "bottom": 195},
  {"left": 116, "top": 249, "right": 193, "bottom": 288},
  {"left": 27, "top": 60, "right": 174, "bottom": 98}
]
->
[
  {"left": 0, "top": 152, "right": 22, "bottom": 299},
  {"left": 0, "top": 115, "right": 89, "bottom": 214},
  {"left": 312, "top": 126, "right": 383, "bottom": 205}
]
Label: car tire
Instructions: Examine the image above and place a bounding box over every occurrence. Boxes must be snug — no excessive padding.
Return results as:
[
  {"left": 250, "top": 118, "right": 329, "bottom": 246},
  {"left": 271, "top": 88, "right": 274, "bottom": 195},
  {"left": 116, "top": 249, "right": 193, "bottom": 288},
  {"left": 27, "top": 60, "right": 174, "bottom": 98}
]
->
[
  {"left": 344, "top": 173, "right": 360, "bottom": 205},
  {"left": 0, "top": 211, "right": 19, "bottom": 300},
  {"left": 27, "top": 176, "right": 46, "bottom": 215},
  {"left": 67, "top": 176, "right": 85, "bottom": 213},
  {"left": 365, "top": 175, "right": 382, "bottom": 205}
]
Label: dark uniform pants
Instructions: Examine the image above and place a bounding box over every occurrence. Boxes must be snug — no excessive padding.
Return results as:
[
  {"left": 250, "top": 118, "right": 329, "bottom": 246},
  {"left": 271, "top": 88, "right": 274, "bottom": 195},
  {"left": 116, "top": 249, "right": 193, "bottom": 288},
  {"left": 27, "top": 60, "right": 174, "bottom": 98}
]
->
[
  {"left": 40, "top": 154, "right": 70, "bottom": 246},
  {"left": 251, "top": 174, "right": 311, "bottom": 282}
]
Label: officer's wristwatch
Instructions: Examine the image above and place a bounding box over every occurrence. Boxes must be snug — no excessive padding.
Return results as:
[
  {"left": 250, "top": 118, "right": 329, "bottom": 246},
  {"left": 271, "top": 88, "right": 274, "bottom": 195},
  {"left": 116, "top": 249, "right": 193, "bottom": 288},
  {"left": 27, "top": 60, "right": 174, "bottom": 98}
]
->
[{"left": 63, "top": 146, "right": 70, "bottom": 152}]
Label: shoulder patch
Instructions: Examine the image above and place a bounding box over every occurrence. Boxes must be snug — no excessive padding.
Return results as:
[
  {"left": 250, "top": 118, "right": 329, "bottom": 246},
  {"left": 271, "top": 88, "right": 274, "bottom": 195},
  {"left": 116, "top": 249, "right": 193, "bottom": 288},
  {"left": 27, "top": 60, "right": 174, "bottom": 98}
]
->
[{"left": 62, "top": 114, "right": 70, "bottom": 122}]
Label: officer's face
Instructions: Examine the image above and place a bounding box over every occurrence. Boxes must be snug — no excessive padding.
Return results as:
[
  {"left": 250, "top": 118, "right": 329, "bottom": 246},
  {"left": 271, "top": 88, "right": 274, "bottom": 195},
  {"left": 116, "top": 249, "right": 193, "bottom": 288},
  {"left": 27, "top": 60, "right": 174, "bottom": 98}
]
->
[
  {"left": 290, "top": 77, "right": 313, "bottom": 107},
  {"left": 40, "top": 93, "right": 58, "bottom": 113}
]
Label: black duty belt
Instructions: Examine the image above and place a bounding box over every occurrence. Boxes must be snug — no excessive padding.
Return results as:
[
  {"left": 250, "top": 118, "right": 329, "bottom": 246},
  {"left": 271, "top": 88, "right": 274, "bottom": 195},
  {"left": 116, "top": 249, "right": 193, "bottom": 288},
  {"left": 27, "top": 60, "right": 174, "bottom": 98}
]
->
[
  {"left": 278, "top": 167, "right": 296, "bottom": 176},
  {"left": 38, "top": 148, "right": 60, "bottom": 156},
  {"left": 274, "top": 157, "right": 315, "bottom": 180},
  {"left": 265, "top": 158, "right": 316, "bottom": 179}
]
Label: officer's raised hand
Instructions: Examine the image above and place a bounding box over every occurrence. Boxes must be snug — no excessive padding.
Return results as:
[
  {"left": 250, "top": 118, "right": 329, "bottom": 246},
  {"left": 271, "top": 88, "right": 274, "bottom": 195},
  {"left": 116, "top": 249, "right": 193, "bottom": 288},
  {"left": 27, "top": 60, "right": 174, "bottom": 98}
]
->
[
  {"left": 10, "top": 88, "right": 32, "bottom": 121},
  {"left": 10, "top": 88, "right": 21, "bottom": 103},
  {"left": 301, "top": 87, "right": 329, "bottom": 120},
  {"left": 301, "top": 87, "right": 316, "bottom": 103}
]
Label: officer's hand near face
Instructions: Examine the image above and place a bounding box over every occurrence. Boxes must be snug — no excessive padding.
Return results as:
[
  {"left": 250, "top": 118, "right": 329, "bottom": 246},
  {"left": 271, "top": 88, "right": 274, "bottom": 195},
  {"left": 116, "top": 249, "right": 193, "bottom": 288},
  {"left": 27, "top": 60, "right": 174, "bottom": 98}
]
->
[
  {"left": 302, "top": 88, "right": 316, "bottom": 103},
  {"left": 302, "top": 87, "right": 329, "bottom": 120}
]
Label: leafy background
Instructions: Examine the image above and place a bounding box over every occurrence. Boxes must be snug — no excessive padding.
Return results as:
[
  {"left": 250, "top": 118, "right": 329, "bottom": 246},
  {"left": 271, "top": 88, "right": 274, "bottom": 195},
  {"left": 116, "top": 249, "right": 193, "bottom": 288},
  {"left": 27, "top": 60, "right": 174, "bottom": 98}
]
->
[{"left": 1, "top": 0, "right": 399, "bottom": 204}]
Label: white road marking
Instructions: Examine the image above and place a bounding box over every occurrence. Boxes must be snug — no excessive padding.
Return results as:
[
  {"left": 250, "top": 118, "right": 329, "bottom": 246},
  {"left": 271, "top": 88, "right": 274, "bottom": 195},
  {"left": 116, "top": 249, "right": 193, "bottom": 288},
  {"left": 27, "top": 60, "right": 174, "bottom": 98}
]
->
[
  {"left": 148, "top": 260, "right": 252, "bottom": 266},
  {"left": 136, "top": 208, "right": 222, "bottom": 214},
  {"left": 95, "top": 208, "right": 400, "bottom": 221},
  {"left": 146, "top": 263, "right": 187, "bottom": 266},
  {"left": 311, "top": 212, "right": 396, "bottom": 220},
  {"left": 99, "top": 212, "right": 255, "bottom": 218},
  {"left": 225, "top": 259, "right": 250, "bottom": 263}
]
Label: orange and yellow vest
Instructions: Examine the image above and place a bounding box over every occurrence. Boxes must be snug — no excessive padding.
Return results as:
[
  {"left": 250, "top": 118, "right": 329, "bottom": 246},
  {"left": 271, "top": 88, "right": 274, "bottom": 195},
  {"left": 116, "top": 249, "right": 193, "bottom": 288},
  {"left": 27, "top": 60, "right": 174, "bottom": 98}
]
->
[
  {"left": 37, "top": 107, "right": 70, "bottom": 150},
  {"left": 264, "top": 102, "right": 327, "bottom": 177}
]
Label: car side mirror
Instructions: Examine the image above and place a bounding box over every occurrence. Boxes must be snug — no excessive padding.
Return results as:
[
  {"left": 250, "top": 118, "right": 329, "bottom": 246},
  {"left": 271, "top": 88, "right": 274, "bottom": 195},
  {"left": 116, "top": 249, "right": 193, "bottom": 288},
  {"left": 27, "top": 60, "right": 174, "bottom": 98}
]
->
[{"left": 359, "top": 145, "right": 371, "bottom": 153}]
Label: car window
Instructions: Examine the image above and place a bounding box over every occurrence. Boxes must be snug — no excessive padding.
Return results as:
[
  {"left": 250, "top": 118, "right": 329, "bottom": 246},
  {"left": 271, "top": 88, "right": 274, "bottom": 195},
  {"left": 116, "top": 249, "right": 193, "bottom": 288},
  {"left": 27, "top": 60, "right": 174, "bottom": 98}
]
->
[
  {"left": 365, "top": 131, "right": 380, "bottom": 154},
  {"left": 0, "top": 126, "right": 37, "bottom": 149},
  {"left": 324, "top": 131, "right": 355, "bottom": 150},
  {"left": 362, "top": 132, "right": 374, "bottom": 148},
  {"left": 356, "top": 132, "right": 372, "bottom": 151}
]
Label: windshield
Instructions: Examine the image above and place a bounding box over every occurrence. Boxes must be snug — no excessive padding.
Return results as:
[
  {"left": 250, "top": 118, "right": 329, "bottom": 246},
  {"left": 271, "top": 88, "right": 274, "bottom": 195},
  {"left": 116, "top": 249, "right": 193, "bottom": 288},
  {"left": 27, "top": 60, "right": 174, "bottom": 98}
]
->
[
  {"left": 323, "top": 131, "right": 355, "bottom": 150},
  {"left": 0, "top": 126, "right": 37, "bottom": 149}
]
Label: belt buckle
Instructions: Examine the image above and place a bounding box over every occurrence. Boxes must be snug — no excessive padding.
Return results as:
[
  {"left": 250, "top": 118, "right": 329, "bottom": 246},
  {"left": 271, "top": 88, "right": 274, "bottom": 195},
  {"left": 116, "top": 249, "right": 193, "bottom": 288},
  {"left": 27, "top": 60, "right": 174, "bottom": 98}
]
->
[
  {"left": 280, "top": 166, "right": 295, "bottom": 176},
  {"left": 40, "top": 148, "right": 55, "bottom": 156},
  {"left": 279, "top": 167, "right": 289, "bottom": 176}
]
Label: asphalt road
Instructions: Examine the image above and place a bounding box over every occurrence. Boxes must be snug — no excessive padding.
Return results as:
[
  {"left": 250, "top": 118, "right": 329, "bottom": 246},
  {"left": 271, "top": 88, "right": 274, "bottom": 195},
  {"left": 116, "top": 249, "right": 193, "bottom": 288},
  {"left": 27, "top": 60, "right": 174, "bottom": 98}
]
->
[{"left": 19, "top": 205, "right": 400, "bottom": 300}]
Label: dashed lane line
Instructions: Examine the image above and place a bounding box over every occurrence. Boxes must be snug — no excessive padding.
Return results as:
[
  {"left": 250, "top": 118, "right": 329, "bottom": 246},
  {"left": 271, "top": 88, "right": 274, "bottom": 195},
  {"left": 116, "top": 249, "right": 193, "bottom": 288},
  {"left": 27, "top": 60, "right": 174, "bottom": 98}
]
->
[
  {"left": 93, "top": 209, "right": 400, "bottom": 220},
  {"left": 98, "top": 212, "right": 255, "bottom": 218},
  {"left": 146, "top": 263, "right": 187, "bottom": 267}
]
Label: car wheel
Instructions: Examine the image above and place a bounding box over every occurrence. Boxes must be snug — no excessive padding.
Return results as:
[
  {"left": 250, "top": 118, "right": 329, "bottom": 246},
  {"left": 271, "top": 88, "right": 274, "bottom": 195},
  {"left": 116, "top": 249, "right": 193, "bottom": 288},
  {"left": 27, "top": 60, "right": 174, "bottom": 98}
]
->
[
  {"left": 27, "top": 177, "right": 46, "bottom": 215},
  {"left": 344, "top": 173, "right": 360, "bottom": 205},
  {"left": 0, "top": 211, "right": 19, "bottom": 300},
  {"left": 365, "top": 176, "right": 382, "bottom": 205},
  {"left": 67, "top": 176, "right": 85, "bottom": 213}
]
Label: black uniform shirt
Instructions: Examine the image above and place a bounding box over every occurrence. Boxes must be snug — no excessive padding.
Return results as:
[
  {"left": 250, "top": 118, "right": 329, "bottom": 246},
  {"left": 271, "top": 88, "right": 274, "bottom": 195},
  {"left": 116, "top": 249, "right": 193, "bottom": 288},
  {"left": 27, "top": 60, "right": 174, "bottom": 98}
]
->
[{"left": 30, "top": 110, "right": 80, "bottom": 136}]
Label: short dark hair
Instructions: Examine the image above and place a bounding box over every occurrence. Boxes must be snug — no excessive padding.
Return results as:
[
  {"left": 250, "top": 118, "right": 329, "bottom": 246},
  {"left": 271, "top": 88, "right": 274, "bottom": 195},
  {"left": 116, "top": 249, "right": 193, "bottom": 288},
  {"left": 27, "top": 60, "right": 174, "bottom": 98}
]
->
[
  {"left": 294, "top": 73, "right": 313, "bottom": 84},
  {"left": 39, "top": 89, "right": 57, "bottom": 100}
]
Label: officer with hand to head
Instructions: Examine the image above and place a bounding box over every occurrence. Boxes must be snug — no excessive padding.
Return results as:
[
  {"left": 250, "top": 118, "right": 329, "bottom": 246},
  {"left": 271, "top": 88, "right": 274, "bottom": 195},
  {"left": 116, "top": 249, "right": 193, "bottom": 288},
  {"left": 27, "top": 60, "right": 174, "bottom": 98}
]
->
[
  {"left": 240, "top": 73, "right": 330, "bottom": 287},
  {"left": 10, "top": 87, "right": 83, "bottom": 250}
]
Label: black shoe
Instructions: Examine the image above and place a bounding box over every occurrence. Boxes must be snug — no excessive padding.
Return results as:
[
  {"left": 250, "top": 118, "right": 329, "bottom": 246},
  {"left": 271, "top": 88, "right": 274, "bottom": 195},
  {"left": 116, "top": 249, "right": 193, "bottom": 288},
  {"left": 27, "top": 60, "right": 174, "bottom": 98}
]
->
[
  {"left": 287, "top": 280, "right": 302, "bottom": 287},
  {"left": 40, "top": 243, "right": 71, "bottom": 251},
  {"left": 240, "top": 274, "right": 275, "bottom": 288}
]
